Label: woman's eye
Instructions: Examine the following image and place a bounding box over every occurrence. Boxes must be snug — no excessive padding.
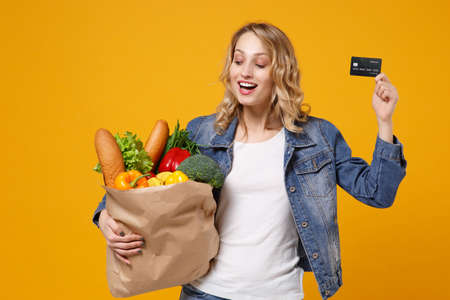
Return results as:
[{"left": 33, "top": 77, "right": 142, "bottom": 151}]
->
[{"left": 233, "top": 60, "right": 264, "bottom": 68}]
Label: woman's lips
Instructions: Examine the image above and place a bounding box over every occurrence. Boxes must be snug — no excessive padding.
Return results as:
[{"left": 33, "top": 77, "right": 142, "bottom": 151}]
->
[
  {"left": 239, "top": 87, "right": 256, "bottom": 95},
  {"left": 238, "top": 83, "right": 257, "bottom": 95}
]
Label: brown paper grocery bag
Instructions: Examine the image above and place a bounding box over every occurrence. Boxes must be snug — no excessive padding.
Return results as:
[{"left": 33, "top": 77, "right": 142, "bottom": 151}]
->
[{"left": 102, "top": 180, "right": 220, "bottom": 297}]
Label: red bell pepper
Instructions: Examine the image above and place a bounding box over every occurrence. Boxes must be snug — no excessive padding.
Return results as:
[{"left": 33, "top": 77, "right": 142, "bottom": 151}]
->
[{"left": 158, "top": 147, "right": 191, "bottom": 173}]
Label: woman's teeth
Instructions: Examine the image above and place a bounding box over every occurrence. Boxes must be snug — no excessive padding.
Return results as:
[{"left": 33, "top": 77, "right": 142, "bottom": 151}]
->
[{"left": 239, "top": 82, "right": 257, "bottom": 90}]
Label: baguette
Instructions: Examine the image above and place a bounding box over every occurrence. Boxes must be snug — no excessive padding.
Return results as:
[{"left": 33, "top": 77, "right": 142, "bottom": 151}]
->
[
  {"left": 144, "top": 120, "right": 169, "bottom": 170},
  {"left": 95, "top": 128, "right": 125, "bottom": 187}
]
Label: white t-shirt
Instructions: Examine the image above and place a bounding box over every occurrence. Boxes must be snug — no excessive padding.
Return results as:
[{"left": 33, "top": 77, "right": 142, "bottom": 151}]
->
[{"left": 190, "top": 129, "right": 304, "bottom": 300}]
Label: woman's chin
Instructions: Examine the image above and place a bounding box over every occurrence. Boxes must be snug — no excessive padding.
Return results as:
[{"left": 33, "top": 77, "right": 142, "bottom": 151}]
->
[
  {"left": 231, "top": 89, "right": 270, "bottom": 108},
  {"left": 238, "top": 99, "right": 259, "bottom": 108},
  {"left": 235, "top": 92, "right": 258, "bottom": 106}
]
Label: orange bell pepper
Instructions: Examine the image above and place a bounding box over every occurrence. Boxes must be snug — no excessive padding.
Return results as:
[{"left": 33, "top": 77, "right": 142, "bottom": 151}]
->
[{"left": 114, "top": 170, "right": 150, "bottom": 190}]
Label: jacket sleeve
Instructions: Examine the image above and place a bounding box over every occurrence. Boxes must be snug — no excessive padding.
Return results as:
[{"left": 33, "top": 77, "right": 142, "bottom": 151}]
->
[
  {"left": 92, "top": 194, "right": 106, "bottom": 228},
  {"left": 320, "top": 119, "right": 407, "bottom": 208}
]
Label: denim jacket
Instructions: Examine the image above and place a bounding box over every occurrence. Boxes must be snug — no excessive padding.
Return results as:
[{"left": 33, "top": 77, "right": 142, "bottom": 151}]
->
[{"left": 92, "top": 113, "right": 407, "bottom": 300}]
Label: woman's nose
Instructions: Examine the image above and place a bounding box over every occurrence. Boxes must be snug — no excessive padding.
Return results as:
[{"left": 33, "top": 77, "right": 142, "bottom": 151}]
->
[{"left": 241, "top": 63, "right": 253, "bottom": 78}]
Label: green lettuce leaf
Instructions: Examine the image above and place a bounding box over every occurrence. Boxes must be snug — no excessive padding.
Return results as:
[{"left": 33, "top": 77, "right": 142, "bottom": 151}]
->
[
  {"left": 93, "top": 162, "right": 102, "bottom": 173},
  {"left": 93, "top": 131, "right": 153, "bottom": 174}
]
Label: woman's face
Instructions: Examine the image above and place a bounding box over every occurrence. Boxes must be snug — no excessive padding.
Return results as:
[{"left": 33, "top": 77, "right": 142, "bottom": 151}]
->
[{"left": 229, "top": 32, "right": 273, "bottom": 109}]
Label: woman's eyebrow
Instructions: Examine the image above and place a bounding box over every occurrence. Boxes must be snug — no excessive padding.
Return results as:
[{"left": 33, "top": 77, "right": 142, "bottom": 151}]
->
[{"left": 234, "top": 49, "right": 269, "bottom": 56}]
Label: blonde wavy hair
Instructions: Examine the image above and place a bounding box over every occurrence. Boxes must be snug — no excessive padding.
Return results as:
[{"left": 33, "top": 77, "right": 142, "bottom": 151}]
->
[{"left": 214, "top": 22, "right": 310, "bottom": 135}]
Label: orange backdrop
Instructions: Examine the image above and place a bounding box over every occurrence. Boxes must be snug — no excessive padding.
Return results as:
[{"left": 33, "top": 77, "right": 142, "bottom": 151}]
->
[{"left": 2, "top": 0, "right": 449, "bottom": 299}]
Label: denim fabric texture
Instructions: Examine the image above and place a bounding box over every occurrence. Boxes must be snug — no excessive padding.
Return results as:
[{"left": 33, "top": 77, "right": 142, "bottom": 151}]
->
[
  {"left": 179, "top": 284, "right": 230, "bottom": 300},
  {"left": 92, "top": 114, "right": 407, "bottom": 299}
]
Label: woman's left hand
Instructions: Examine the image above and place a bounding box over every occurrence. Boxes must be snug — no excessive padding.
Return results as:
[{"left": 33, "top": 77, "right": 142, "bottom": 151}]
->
[{"left": 372, "top": 73, "right": 399, "bottom": 123}]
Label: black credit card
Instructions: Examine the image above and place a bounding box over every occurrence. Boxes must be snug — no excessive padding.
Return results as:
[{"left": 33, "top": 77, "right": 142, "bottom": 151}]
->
[{"left": 350, "top": 56, "right": 382, "bottom": 77}]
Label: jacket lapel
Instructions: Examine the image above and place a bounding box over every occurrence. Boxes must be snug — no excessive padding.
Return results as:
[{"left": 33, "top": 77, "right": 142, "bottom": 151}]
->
[
  {"left": 208, "top": 116, "right": 315, "bottom": 149},
  {"left": 208, "top": 117, "right": 238, "bottom": 148}
]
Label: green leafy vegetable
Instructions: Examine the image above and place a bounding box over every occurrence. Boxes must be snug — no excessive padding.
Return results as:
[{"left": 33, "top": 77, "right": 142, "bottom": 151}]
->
[
  {"left": 93, "top": 163, "right": 102, "bottom": 173},
  {"left": 93, "top": 131, "right": 153, "bottom": 174},
  {"left": 162, "top": 120, "right": 201, "bottom": 156}
]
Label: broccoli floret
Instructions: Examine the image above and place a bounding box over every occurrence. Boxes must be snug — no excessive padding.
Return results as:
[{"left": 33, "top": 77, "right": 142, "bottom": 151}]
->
[{"left": 176, "top": 154, "right": 225, "bottom": 188}]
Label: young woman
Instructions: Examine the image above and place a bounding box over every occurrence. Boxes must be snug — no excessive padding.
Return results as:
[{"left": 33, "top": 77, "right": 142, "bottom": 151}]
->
[{"left": 93, "top": 22, "right": 407, "bottom": 300}]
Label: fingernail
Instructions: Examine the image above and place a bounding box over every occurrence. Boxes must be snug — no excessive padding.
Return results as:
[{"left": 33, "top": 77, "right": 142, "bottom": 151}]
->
[
  {"left": 141, "top": 241, "right": 145, "bottom": 246},
  {"left": 120, "top": 232, "right": 125, "bottom": 237},
  {"left": 140, "top": 237, "right": 145, "bottom": 241},
  {"left": 138, "top": 249, "right": 143, "bottom": 254}
]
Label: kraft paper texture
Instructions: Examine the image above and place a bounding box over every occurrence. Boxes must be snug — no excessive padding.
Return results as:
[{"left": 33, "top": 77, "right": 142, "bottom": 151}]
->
[{"left": 103, "top": 180, "right": 219, "bottom": 297}]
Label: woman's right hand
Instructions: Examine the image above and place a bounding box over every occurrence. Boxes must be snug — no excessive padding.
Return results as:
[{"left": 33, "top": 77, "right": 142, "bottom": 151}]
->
[{"left": 98, "top": 209, "right": 145, "bottom": 265}]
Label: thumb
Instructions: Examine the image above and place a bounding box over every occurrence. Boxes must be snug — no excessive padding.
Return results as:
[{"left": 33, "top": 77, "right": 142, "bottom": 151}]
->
[{"left": 375, "top": 72, "right": 390, "bottom": 84}]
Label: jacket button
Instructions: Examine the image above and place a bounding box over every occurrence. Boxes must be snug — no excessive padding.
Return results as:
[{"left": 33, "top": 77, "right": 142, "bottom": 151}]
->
[
  {"left": 289, "top": 186, "right": 296, "bottom": 192},
  {"left": 312, "top": 252, "right": 319, "bottom": 259},
  {"left": 301, "top": 221, "right": 308, "bottom": 228}
]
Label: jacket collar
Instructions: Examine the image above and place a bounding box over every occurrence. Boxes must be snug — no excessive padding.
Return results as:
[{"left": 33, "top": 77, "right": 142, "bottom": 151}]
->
[{"left": 208, "top": 116, "right": 315, "bottom": 148}]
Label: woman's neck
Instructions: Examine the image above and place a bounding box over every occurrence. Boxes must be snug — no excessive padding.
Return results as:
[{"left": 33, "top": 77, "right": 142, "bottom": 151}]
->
[{"left": 235, "top": 105, "right": 283, "bottom": 143}]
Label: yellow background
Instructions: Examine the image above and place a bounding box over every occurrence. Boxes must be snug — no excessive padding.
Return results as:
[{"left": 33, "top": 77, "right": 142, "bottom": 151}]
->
[{"left": 2, "top": 0, "right": 449, "bottom": 299}]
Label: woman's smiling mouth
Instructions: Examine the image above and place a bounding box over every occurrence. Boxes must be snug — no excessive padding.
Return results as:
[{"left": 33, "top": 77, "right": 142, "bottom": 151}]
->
[{"left": 238, "top": 80, "right": 258, "bottom": 95}]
